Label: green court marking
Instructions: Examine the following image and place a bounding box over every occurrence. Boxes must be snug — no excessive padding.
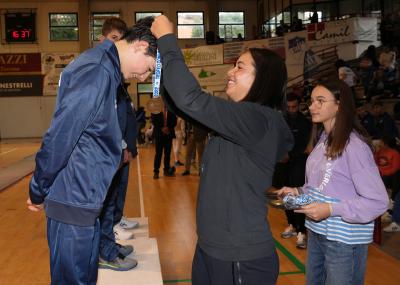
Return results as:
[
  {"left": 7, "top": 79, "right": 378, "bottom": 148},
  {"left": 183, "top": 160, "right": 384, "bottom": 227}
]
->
[
  {"left": 163, "top": 240, "right": 305, "bottom": 283},
  {"left": 164, "top": 279, "right": 191, "bottom": 283},
  {"left": 274, "top": 239, "right": 306, "bottom": 273}
]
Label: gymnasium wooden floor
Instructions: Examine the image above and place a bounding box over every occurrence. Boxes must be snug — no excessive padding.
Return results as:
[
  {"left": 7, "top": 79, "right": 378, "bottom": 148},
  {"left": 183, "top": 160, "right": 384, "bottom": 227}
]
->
[{"left": 0, "top": 140, "right": 399, "bottom": 285}]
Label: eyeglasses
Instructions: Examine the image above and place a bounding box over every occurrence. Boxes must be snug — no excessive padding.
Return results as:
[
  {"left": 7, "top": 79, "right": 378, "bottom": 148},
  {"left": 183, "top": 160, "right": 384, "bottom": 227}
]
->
[{"left": 307, "top": 98, "right": 338, "bottom": 108}]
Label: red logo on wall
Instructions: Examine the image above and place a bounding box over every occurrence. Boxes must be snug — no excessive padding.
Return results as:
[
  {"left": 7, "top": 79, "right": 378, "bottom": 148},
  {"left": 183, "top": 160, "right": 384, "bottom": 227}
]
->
[{"left": 307, "top": 23, "right": 325, "bottom": 41}]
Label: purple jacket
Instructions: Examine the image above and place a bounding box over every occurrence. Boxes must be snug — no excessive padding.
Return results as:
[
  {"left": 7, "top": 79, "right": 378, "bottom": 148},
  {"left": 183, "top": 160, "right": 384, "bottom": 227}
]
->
[{"left": 302, "top": 131, "right": 388, "bottom": 223}]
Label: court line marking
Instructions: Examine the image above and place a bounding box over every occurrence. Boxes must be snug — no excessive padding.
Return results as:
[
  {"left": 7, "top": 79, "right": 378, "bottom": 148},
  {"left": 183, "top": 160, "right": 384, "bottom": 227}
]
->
[
  {"left": 136, "top": 153, "right": 145, "bottom": 217},
  {"left": 0, "top": 148, "right": 17, "bottom": 155},
  {"left": 275, "top": 239, "right": 306, "bottom": 273}
]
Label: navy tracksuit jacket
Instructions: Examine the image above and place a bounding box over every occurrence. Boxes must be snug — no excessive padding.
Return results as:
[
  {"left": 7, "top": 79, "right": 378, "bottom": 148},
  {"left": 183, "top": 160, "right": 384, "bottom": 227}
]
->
[{"left": 29, "top": 39, "right": 122, "bottom": 285}]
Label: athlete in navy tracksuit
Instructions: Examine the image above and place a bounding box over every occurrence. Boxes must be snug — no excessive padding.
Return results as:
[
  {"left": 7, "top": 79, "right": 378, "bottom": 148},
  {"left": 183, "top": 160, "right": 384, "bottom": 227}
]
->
[
  {"left": 99, "top": 84, "right": 137, "bottom": 262},
  {"left": 29, "top": 39, "right": 122, "bottom": 285},
  {"left": 28, "top": 17, "right": 157, "bottom": 285}
]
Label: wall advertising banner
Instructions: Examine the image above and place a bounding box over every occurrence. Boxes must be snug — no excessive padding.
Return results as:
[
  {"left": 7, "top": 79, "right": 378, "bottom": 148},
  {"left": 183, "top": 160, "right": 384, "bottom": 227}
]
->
[
  {"left": 182, "top": 44, "right": 224, "bottom": 67},
  {"left": 189, "top": 64, "right": 232, "bottom": 92},
  {"left": 42, "top": 52, "right": 78, "bottom": 95},
  {"left": 0, "top": 53, "right": 41, "bottom": 73},
  {"left": 306, "top": 17, "right": 377, "bottom": 47},
  {"left": 0, "top": 75, "right": 43, "bottom": 96},
  {"left": 223, "top": 38, "right": 285, "bottom": 64}
]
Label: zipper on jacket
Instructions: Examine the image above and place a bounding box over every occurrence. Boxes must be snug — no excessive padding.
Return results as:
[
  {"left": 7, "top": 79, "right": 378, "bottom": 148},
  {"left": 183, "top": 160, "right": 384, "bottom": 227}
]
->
[{"left": 236, "top": 261, "right": 243, "bottom": 285}]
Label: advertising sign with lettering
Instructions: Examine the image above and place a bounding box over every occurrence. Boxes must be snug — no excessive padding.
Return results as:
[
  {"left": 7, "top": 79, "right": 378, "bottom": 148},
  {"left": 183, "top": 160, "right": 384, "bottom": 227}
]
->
[
  {"left": 0, "top": 53, "right": 41, "bottom": 73},
  {"left": 0, "top": 75, "right": 43, "bottom": 96},
  {"left": 42, "top": 52, "right": 78, "bottom": 95},
  {"left": 182, "top": 44, "right": 224, "bottom": 67},
  {"left": 306, "top": 17, "right": 377, "bottom": 47}
]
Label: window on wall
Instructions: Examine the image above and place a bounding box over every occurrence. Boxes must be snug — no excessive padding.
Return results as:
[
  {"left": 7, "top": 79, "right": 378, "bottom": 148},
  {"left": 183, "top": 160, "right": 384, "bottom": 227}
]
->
[
  {"left": 91, "top": 12, "right": 120, "bottom": 41},
  {"left": 299, "top": 11, "right": 323, "bottom": 24},
  {"left": 218, "top": 12, "right": 244, "bottom": 39},
  {"left": 135, "top": 12, "right": 162, "bottom": 22},
  {"left": 49, "top": 13, "right": 78, "bottom": 41},
  {"left": 177, "top": 12, "right": 204, "bottom": 39}
]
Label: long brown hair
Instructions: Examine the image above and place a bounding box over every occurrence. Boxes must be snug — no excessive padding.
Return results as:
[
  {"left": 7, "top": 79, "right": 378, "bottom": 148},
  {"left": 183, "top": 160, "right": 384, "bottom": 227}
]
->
[{"left": 311, "top": 79, "right": 372, "bottom": 159}]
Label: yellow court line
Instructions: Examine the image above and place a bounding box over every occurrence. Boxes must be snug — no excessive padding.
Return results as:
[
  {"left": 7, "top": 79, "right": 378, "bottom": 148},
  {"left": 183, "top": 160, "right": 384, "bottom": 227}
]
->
[{"left": 0, "top": 148, "right": 17, "bottom": 155}]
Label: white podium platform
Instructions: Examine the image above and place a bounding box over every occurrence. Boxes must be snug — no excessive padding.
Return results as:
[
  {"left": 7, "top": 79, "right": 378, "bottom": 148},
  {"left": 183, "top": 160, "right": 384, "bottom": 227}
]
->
[
  {"left": 97, "top": 237, "right": 163, "bottom": 285},
  {"left": 126, "top": 217, "right": 149, "bottom": 238}
]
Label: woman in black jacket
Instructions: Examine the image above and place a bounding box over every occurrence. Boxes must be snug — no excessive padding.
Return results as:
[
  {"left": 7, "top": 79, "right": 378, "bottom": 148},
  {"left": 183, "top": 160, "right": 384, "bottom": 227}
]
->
[{"left": 151, "top": 16, "right": 293, "bottom": 285}]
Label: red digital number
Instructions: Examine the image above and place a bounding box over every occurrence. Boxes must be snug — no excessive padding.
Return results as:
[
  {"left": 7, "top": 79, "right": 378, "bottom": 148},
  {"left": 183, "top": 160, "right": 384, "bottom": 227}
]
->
[{"left": 12, "top": 30, "right": 19, "bottom": 39}]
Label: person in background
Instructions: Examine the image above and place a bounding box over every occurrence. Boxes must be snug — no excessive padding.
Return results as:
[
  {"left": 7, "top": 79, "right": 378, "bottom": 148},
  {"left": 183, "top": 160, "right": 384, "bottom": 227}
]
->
[
  {"left": 280, "top": 94, "right": 312, "bottom": 249},
  {"left": 151, "top": 90, "right": 177, "bottom": 179},
  {"left": 151, "top": 15, "right": 293, "bottom": 285},
  {"left": 335, "top": 59, "right": 357, "bottom": 101},
  {"left": 96, "top": 18, "right": 139, "bottom": 272},
  {"left": 27, "top": 16, "right": 157, "bottom": 284},
  {"left": 182, "top": 122, "right": 208, "bottom": 176},
  {"left": 374, "top": 134, "right": 400, "bottom": 223},
  {"left": 136, "top": 106, "right": 147, "bottom": 145},
  {"left": 370, "top": 101, "right": 399, "bottom": 141},
  {"left": 277, "top": 79, "right": 388, "bottom": 285},
  {"left": 173, "top": 116, "right": 185, "bottom": 166}
]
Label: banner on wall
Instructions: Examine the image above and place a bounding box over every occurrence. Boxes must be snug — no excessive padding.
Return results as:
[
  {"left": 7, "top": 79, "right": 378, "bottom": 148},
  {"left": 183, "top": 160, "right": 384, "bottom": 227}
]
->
[
  {"left": 189, "top": 64, "right": 232, "bottom": 88},
  {"left": 0, "top": 53, "right": 41, "bottom": 73},
  {"left": 182, "top": 44, "right": 224, "bottom": 67},
  {"left": 223, "top": 38, "right": 285, "bottom": 64},
  {"left": 306, "top": 17, "right": 377, "bottom": 47},
  {"left": 0, "top": 75, "right": 43, "bottom": 96},
  {"left": 42, "top": 52, "right": 78, "bottom": 95}
]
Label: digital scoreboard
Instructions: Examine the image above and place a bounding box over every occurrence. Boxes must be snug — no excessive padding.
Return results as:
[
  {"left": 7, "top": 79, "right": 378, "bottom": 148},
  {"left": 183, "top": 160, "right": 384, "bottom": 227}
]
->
[{"left": 5, "top": 12, "right": 36, "bottom": 43}]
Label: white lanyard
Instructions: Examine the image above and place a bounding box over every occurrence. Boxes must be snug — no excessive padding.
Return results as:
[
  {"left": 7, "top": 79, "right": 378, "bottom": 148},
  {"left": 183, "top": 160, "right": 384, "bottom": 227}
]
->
[{"left": 152, "top": 50, "right": 162, "bottom": 98}]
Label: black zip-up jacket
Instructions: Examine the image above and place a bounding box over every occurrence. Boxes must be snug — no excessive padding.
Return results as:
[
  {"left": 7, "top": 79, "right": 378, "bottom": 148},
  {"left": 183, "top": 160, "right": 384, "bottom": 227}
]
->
[{"left": 158, "top": 34, "right": 294, "bottom": 261}]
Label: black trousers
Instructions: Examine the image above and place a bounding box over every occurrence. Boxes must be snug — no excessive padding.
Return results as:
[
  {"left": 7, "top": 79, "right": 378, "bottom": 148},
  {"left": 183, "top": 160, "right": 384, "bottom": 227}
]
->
[
  {"left": 153, "top": 134, "right": 173, "bottom": 173},
  {"left": 192, "top": 244, "right": 279, "bottom": 285}
]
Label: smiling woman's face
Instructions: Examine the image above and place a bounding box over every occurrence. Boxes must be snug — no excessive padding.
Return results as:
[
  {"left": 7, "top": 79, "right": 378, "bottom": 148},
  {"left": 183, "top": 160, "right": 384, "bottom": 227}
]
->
[{"left": 225, "top": 51, "right": 256, "bottom": 102}]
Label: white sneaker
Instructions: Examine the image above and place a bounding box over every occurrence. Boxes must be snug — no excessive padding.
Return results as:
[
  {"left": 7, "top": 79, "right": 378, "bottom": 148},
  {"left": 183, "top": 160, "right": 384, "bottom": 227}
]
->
[
  {"left": 119, "top": 217, "right": 139, "bottom": 230},
  {"left": 281, "top": 224, "right": 296, "bottom": 239},
  {"left": 296, "top": 232, "right": 307, "bottom": 249},
  {"left": 381, "top": 212, "right": 392, "bottom": 223},
  {"left": 383, "top": 222, "right": 400, "bottom": 233},
  {"left": 388, "top": 199, "right": 394, "bottom": 210},
  {"left": 113, "top": 224, "right": 134, "bottom": 240}
]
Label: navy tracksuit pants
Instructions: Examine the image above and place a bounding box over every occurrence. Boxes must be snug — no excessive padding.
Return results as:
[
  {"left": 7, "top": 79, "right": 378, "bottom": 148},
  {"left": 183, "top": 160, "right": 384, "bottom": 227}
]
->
[{"left": 47, "top": 218, "right": 100, "bottom": 285}]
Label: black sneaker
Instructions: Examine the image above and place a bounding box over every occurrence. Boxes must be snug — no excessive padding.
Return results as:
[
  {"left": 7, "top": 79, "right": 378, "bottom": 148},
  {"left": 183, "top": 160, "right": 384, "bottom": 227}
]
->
[
  {"left": 153, "top": 172, "right": 159, "bottom": 179},
  {"left": 174, "top": 161, "right": 184, "bottom": 166},
  {"left": 99, "top": 254, "right": 138, "bottom": 271},
  {"left": 182, "top": 170, "right": 190, "bottom": 176},
  {"left": 117, "top": 244, "right": 134, "bottom": 257}
]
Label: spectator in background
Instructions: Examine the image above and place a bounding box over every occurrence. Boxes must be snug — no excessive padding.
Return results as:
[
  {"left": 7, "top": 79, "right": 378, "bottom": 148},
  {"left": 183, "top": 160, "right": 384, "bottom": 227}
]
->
[
  {"left": 280, "top": 94, "right": 312, "bottom": 249},
  {"left": 173, "top": 116, "right": 185, "bottom": 166},
  {"left": 371, "top": 101, "right": 399, "bottom": 140},
  {"left": 336, "top": 59, "right": 357, "bottom": 100},
  {"left": 375, "top": 134, "right": 400, "bottom": 201},
  {"left": 182, "top": 122, "right": 208, "bottom": 176},
  {"left": 357, "top": 104, "right": 378, "bottom": 139},
  {"left": 136, "top": 106, "right": 147, "bottom": 145},
  {"left": 360, "top": 45, "right": 380, "bottom": 100},
  {"left": 151, "top": 91, "right": 177, "bottom": 179}
]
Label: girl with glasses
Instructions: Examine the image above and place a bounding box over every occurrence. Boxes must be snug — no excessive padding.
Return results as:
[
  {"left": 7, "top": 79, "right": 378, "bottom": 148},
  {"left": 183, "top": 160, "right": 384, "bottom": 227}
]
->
[{"left": 278, "top": 79, "right": 388, "bottom": 285}]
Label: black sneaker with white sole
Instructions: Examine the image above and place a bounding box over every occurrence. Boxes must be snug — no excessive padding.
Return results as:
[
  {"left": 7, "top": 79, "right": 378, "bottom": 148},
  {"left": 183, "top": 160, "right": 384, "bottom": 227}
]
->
[{"left": 99, "top": 254, "right": 138, "bottom": 271}]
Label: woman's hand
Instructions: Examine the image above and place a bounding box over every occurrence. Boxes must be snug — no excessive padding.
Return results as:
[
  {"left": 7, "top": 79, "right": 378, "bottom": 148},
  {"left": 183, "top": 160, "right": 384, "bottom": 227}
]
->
[
  {"left": 151, "top": 15, "right": 174, "bottom": 39},
  {"left": 295, "top": 202, "right": 332, "bottom": 221},
  {"left": 275, "top": 187, "right": 299, "bottom": 199}
]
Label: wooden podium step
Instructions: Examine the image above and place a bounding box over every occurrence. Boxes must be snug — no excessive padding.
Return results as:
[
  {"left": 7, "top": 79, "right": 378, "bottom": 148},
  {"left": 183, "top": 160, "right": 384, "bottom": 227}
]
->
[
  {"left": 125, "top": 217, "right": 149, "bottom": 238},
  {"left": 97, "top": 237, "right": 163, "bottom": 285}
]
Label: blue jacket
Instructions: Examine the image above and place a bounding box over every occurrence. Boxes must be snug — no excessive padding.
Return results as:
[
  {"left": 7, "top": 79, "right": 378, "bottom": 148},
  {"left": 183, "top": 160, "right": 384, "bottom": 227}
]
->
[
  {"left": 117, "top": 85, "right": 137, "bottom": 157},
  {"left": 29, "top": 40, "right": 122, "bottom": 226}
]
